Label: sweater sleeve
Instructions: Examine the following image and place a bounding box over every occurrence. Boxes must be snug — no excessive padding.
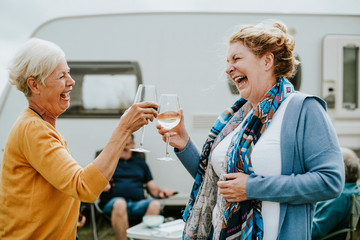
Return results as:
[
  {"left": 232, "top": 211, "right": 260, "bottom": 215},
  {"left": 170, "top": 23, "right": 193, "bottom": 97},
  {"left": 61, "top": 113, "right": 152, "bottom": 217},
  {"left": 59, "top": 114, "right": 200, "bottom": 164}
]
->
[
  {"left": 175, "top": 138, "right": 201, "bottom": 179},
  {"left": 246, "top": 97, "right": 345, "bottom": 204},
  {"left": 22, "top": 120, "right": 108, "bottom": 202}
]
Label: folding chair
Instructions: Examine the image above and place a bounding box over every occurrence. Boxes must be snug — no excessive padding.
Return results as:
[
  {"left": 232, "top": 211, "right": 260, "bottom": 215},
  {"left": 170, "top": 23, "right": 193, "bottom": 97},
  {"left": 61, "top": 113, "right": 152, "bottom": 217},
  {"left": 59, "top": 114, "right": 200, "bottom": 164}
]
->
[
  {"left": 321, "top": 194, "right": 360, "bottom": 240},
  {"left": 90, "top": 198, "right": 113, "bottom": 240}
]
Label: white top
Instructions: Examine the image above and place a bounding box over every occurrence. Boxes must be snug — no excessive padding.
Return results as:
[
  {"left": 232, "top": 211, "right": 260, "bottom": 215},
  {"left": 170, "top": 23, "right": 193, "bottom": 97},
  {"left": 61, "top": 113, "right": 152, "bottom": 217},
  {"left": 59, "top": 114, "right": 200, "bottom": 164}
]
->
[
  {"left": 211, "top": 112, "right": 251, "bottom": 230},
  {"left": 210, "top": 111, "right": 252, "bottom": 178},
  {"left": 210, "top": 93, "right": 294, "bottom": 239}
]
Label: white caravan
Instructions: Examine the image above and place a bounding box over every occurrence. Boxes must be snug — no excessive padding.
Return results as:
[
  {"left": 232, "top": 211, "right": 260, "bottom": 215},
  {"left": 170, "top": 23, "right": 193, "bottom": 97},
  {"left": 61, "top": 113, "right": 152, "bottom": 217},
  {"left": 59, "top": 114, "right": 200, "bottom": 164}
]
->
[{"left": 1, "top": 10, "right": 360, "bottom": 206}]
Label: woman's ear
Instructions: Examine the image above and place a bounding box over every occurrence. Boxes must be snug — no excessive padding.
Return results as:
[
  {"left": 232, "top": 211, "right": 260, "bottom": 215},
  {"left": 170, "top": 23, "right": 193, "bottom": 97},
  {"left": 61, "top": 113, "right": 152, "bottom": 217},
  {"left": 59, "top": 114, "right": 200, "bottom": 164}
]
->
[
  {"left": 27, "top": 77, "right": 41, "bottom": 95},
  {"left": 263, "top": 52, "right": 274, "bottom": 71}
]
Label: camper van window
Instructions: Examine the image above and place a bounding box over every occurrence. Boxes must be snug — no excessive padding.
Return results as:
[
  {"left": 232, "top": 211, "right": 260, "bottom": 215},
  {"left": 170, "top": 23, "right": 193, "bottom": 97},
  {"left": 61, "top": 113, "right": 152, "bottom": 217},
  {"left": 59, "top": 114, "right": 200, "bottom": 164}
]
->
[
  {"left": 343, "top": 46, "right": 359, "bottom": 110},
  {"left": 82, "top": 74, "right": 136, "bottom": 110},
  {"left": 60, "top": 62, "right": 141, "bottom": 118}
]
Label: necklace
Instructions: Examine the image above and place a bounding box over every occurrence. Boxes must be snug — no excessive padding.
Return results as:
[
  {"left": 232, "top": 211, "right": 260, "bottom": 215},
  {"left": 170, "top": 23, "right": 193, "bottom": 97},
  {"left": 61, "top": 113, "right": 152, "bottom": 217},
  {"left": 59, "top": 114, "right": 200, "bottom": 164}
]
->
[{"left": 29, "top": 107, "right": 44, "bottom": 120}]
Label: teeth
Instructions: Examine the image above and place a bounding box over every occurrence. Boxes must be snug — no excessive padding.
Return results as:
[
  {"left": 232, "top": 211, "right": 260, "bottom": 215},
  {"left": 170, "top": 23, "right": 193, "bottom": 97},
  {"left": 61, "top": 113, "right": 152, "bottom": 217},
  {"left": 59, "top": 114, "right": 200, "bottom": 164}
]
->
[{"left": 235, "top": 76, "right": 246, "bottom": 83}]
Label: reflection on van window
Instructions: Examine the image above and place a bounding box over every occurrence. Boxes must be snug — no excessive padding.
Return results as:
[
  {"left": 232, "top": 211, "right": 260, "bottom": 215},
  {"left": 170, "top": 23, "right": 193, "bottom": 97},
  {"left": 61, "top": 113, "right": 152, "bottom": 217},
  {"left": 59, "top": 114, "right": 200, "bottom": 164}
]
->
[
  {"left": 67, "top": 74, "right": 137, "bottom": 117},
  {"left": 343, "top": 46, "right": 359, "bottom": 110},
  {"left": 61, "top": 61, "right": 142, "bottom": 118},
  {"left": 82, "top": 74, "right": 136, "bottom": 110}
]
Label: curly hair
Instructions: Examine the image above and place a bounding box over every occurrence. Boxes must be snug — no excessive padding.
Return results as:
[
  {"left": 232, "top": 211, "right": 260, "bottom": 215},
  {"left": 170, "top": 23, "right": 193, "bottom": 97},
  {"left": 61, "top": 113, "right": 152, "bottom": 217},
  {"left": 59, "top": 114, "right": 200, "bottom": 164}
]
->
[{"left": 229, "top": 20, "right": 299, "bottom": 79}]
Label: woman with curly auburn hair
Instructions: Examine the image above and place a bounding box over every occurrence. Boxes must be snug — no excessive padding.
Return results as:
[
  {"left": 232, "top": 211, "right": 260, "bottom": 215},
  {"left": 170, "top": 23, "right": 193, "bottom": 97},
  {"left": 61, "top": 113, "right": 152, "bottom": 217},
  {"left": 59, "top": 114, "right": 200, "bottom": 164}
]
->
[{"left": 157, "top": 20, "right": 345, "bottom": 240}]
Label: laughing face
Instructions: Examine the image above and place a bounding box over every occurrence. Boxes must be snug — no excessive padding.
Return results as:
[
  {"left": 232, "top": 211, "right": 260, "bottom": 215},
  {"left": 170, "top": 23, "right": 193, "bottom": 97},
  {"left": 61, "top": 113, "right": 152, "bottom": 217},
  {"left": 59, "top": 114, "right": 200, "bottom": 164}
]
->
[
  {"left": 37, "top": 58, "right": 75, "bottom": 118},
  {"left": 226, "top": 41, "right": 276, "bottom": 108}
]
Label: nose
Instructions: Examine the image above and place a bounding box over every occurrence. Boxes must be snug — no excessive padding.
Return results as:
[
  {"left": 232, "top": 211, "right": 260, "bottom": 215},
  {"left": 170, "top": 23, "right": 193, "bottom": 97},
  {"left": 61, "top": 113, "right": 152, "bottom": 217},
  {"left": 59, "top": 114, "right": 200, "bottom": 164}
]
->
[
  {"left": 225, "top": 63, "right": 234, "bottom": 75},
  {"left": 67, "top": 74, "right": 75, "bottom": 87}
]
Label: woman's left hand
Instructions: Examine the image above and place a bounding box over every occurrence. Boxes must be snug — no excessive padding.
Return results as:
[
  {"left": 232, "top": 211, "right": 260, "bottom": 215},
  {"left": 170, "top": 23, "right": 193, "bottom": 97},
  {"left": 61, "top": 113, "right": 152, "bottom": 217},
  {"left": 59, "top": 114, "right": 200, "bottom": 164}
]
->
[{"left": 217, "top": 172, "right": 249, "bottom": 202}]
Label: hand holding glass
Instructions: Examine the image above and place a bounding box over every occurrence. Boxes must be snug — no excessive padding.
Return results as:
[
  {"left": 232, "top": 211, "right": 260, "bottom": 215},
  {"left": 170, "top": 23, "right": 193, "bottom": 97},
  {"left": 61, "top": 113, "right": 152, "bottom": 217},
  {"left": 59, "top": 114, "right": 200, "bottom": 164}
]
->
[
  {"left": 157, "top": 94, "right": 181, "bottom": 161},
  {"left": 130, "top": 84, "right": 158, "bottom": 152}
]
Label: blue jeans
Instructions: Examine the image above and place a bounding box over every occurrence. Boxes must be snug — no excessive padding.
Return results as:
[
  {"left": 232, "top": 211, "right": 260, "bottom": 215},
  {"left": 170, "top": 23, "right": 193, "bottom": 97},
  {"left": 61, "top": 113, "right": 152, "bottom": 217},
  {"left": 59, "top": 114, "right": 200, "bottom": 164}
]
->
[{"left": 103, "top": 197, "right": 155, "bottom": 218}]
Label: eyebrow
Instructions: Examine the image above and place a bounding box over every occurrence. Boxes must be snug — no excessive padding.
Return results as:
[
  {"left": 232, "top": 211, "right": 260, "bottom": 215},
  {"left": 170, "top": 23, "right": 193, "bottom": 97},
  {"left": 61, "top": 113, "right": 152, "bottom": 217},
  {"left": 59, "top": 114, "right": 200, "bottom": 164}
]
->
[{"left": 226, "top": 54, "right": 238, "bottom": 62}]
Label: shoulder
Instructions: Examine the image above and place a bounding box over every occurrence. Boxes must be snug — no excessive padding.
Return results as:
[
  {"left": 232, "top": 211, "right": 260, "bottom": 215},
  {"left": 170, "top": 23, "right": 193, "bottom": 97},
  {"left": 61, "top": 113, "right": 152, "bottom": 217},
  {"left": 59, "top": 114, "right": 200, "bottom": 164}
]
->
[
  {"left": 289, "top": 92, "right": 326, "bottom": 110},
  {"left": 284, "top": 92, "right": 328, "bottom": 123},
  {"left": 12, "top": 109, "right": 49, "bottom": 135},
  {"left": 281, "top": 92, "right": 332, "bottom": 143},
  {"left": 14, "top": 110, "right": 65, "bottom": 147}
]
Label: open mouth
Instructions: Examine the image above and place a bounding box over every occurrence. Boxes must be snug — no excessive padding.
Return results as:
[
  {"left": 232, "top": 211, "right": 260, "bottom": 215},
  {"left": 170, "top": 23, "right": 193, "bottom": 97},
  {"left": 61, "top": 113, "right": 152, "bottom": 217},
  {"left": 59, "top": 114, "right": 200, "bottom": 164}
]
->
[
  {"left": 235, "top": 76, "right": 247, "bottom": 83},
  {"left": 60, "top": 92, "right": 70, "bottom": 101},
  {"left": 234, "top": 76, "right": 248, "bottom": 87}
]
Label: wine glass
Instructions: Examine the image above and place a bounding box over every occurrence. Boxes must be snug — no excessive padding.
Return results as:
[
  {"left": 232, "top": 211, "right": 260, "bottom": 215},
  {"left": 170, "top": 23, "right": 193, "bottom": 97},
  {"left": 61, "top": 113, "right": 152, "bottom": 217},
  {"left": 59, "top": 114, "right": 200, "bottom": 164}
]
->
[
  {"left": 130, "top": 84, "right": 158, "bottom": 152},
  {"left": 157, "top": 94, "right": 181, "bottom": 161}
]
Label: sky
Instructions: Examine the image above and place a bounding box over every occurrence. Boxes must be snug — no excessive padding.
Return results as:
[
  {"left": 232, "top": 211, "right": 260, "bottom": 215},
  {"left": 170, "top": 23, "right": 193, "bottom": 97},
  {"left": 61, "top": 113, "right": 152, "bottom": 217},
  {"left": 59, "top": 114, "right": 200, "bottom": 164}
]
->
[{"left": 0, "top": 0, "right": 359, "bottom": 97}]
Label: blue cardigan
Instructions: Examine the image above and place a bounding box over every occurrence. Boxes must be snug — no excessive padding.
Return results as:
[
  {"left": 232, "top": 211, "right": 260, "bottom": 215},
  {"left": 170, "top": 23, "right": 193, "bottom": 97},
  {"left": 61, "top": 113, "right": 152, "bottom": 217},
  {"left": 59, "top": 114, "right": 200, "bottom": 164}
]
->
[{"left": 175, "top": 93, "right": 345, "bottom": 240}]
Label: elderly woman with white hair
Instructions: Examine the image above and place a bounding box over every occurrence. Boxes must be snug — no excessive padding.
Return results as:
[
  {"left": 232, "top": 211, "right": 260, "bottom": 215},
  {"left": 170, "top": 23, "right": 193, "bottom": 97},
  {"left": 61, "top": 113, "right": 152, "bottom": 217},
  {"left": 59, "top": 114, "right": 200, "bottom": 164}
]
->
[{"left": 0, "top": 38, "right": 158, "bottom": 239}]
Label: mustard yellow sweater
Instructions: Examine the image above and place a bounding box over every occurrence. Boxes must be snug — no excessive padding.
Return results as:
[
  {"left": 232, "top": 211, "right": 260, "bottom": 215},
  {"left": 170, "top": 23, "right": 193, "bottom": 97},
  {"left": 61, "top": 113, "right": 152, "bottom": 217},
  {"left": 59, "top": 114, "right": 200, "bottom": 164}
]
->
[{"left": 0, "top": 108, "right": 108, "bottom": 239}]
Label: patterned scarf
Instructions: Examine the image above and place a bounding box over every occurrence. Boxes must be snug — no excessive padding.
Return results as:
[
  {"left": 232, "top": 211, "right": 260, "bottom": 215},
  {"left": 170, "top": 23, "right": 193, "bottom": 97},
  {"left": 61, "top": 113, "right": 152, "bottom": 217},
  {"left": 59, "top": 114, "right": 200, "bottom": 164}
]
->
[{"left": 182, "top": 78, "right": 294, "bottom": 240}]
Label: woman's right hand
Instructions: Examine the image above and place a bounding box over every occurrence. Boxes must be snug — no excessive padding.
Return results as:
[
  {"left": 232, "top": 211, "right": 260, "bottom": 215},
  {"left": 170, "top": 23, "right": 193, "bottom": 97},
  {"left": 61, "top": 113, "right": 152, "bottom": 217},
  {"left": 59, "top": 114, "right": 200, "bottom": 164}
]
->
[
  {"left": 156, "top": 109, "right": 189, "bottom": 151},
  {"left": 119, "top": 101, "right": 158, "bottom": 133}
]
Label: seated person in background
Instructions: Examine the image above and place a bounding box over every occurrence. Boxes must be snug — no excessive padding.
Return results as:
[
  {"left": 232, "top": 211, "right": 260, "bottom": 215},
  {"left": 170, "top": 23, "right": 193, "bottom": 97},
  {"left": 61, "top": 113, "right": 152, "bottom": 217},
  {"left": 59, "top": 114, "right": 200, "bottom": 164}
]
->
[
  {"left": 312, "top": 147, "right": 360, "bottom": 239},
  {"left": 99, "top": 134, "right": 177, "bottom": 240},
  {"left": 77, "top": 213, "right": 86, "bottom": 228},
  {"left": 77, "top": 203, "right": 88, "bottom": 228}
]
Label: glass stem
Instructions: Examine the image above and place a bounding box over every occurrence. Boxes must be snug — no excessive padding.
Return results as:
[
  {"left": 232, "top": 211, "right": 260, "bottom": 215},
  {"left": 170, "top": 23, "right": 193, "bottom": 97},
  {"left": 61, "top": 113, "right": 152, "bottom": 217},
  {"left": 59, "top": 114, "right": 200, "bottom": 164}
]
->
[
  {"left": 166, "top": 134, "right": 170, "bottom": 158},
  {"left": 139, "top": 127, "right": 145, "bottom": 149}
]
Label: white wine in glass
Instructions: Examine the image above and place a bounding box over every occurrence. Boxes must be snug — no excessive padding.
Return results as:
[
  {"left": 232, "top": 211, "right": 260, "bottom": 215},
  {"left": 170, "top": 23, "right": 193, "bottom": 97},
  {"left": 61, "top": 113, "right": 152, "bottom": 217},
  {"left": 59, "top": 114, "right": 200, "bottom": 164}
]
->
[
  {"left": 157, "top": 94, "right": 181, "bottom": 161},
  {"left": 130, "top": 84, "right": 158, "bottom": 152}
]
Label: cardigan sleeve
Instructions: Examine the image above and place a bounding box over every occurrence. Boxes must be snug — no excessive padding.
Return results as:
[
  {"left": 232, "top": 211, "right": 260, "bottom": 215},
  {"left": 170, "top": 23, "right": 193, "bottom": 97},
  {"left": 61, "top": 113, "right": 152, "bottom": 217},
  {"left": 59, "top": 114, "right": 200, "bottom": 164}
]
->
[
  {"left": 22, "top": 119, "right": 108, "bottom": 202},
  {"left": 246, "top": 97, "right": 345, "bottom": 204},
  {"left": 174, "top": 138, "right": 201, "bottom": 179}
]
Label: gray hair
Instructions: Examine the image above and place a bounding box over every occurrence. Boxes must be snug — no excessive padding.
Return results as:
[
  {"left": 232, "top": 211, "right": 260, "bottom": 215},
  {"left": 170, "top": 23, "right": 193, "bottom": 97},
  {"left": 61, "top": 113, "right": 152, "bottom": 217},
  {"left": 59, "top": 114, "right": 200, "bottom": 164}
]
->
[
  {"left": 341, "top": 147, "right": 360, "bottom": 183},
  {"left": 8, "top": 38, "right": 65, "bottom": 98}
]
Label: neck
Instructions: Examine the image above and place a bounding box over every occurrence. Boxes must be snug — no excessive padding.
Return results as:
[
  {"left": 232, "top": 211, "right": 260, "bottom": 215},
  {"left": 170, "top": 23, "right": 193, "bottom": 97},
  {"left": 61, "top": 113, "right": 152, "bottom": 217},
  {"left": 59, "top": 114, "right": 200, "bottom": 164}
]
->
[
  {"left": 121, "top": 155, "right": 132, "bottom": 160},
  {"left": 250, "top": 78, "right": 278, "bottom": 109},
  {"left": 249, "top": 89, "right": 271, "bottom": 109},
  {"left": 28, "top": 100, "right": 57, "bottom": 128}
]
